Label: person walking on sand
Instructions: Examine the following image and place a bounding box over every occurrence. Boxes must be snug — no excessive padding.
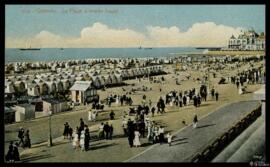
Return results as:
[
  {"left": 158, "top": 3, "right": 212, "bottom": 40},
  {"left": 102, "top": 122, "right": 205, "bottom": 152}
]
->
[
  {"left": 127, "top": 119, "right": 135, "bottom": 147},
  {"left": 109, "top": 124, "right": 114, "bottom": 140},
  {"left": 104, "top": 122, "right": 110, "bottom": 140},
  {"left": 215, "top": 91, "right": 219, "bottom": 101},
  {"left": 133, "top": 129, "right": 141, "bottom": 147},
  {"left": 17, "top": 127, "right": 24, "bottom": 148},
  {"left": 193, "top": 114, "right": 198, "bottom": 129},
  {"left": 63, "top": 122, "right": 69, "bottom": 139},
  {"left": 211, "top": 88, "right": 215, "bottom": 100},
  {"left": 109, "top": 111, "right": 115, "bottom": 120},
  {"left": 151, "top": 106, "right": 155, "bottom": 117},
  {"left": 68, "top": 127, "right": 73, "bottom": 142},
  {"left": 5, "top": 141, "right": 14, "bottom": 162},
  {"left": 183, "top": 95, "right": 187, "bottom": 106},
  {"left": 158, "top": 126, "right": 165, "bottom": 144},
  {"left": 166, "top": 133, "right": 172, "bottom": 146},
  {"left": 13, "top": 142, "right": 20, "bottom": 162},
  {"left": 24, "top": 130, "right": 31, "bottom": 148},
  {"left": 84, "top": 126, "right": 90, "bottom": 151}
]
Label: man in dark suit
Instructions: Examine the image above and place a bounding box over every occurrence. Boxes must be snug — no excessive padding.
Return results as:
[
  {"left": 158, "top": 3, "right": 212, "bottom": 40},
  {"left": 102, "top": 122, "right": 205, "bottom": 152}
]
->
[{"left": 103, "top": 122, "right": 110, "bottom": 140}]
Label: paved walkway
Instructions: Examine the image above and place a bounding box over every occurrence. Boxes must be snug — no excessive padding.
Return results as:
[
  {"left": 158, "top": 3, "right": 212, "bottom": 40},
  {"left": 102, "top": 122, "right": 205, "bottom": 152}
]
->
[
  {"left": 212, "top": 116, "right": 265, "bottom": 162},
  {"left": 127, "top": 100, "right": 260, "bottom": 162}
]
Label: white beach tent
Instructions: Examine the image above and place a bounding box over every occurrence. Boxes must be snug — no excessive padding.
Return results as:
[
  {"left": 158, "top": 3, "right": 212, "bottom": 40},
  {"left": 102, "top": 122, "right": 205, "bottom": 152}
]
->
[
  {"left": 45, "top": 81, "right": 57, "bottom": 94},
  {"left": 35, "top": 79, "right": 49, "bottom": 95},
  {"left": 5, "top": 81, "right": 15, "bottom": 94},
  {"left": 27, "top": 81, "right": 40, "bottom": 97},
  {"left": 55, "top": 80, "right": 64, "bottom": 93},
  {"left": 61, "top": 79, "right": 71, "bottom": 91},
  {"left": 103, "top": 75, "right": 112, "bottom": 85}
]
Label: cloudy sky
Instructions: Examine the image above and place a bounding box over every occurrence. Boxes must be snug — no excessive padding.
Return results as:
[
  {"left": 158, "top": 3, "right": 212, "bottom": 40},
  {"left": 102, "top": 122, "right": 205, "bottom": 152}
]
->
[{"left": 5, "top": 5, "right": 265, "bottom": 48}]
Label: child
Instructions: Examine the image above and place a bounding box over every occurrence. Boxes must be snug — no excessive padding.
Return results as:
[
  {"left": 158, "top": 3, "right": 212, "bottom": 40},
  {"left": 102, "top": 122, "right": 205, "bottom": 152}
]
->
[{"left": 166, "top": 133, "right": 172, "bottom": 146}]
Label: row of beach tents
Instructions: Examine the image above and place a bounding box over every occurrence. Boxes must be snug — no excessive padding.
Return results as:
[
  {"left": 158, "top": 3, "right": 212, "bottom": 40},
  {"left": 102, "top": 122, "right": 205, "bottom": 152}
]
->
[{"left": 5, "top": 65, "right": 164, "bottom": 97}]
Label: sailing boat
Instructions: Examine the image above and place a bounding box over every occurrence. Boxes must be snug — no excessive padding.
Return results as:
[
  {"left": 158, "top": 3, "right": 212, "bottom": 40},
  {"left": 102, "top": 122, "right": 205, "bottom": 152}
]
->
[{"left": 20, "top": 41, "right": 41, "bottom": 51}]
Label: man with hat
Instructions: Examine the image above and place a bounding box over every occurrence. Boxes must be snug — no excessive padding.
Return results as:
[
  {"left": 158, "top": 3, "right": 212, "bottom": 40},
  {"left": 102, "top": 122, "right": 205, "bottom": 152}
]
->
[{"left": 18, "top": 127, "right": 24, "bottom": 147}]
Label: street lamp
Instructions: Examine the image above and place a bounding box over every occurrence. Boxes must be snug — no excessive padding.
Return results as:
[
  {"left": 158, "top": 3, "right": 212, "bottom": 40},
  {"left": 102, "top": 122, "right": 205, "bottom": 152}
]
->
[{"left": 48, "top": 110, "right": 53, "bottom": 147}]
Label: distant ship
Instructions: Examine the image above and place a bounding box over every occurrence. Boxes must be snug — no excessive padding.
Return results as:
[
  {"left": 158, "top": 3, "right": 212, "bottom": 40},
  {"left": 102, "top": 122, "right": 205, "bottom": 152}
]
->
[
  {"left": 19, "top": 48, "right": 41, "bottom": 51},
  {"left": 19, "top": 44, "right": 41, "bottom": 51},
  {"left": 60, "top": 48, "right": 64, "bottom": 50},
  {"left": 138, "top": 46, "right": 153, "bottom": 50}
]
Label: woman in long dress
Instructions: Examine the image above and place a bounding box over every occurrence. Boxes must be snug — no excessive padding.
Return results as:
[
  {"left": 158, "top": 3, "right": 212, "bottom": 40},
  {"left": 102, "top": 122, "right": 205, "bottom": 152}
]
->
[
  {"left": 133, "top": 130, "right": 141, "bottom": 147},
  {"left": 80, "top": 130, "right": 85, "bottom": 151},
  {"left": 72, "top": 130, "right": 79, "bottom": 149},
  {"left": 92, "top": 111, "right": 97, "bottom": 122},
  {"left": 88, "top": 110, "right": 92, "bottom": 121}
]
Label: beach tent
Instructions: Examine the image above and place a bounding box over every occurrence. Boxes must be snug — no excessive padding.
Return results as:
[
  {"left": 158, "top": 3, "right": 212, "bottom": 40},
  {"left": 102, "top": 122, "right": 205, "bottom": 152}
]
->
[
  {"left": 27, "top": 82, "right": 40, "bottom": 97},
  {"left": 120, "top": 70, "right": 129, "bottom": 79},
  {"left": 91, "top": 76, "right": 100, "bottom": 88},
  {"left": 5, "top": 81, "right": 15, "bottom": 94},
  {"left": 61, "top": 79, "right": 71, "bottom": 91},
  {"left": 55, "top": 80, "right": 64, "bottom": 92},
  {"left": 114, "top": 74, "right": 123, "bottom": 83},
  {"left": 109, "top": 74, "right": 118, "bottom": 84},
  {"left": 14, "top": 81, "right": 26, "bottom": 93},
  {"left": 37, "top": 80, "right": 49, "bottom": 95},
  {"left": 103, "top": 75, "right": 112, "bottom": 85},
  {"left": 136, "top": 68, "right": 143, "bottom": 77},
  {"left": 45, "top": 81, "right": 57, "bottom": 94}
]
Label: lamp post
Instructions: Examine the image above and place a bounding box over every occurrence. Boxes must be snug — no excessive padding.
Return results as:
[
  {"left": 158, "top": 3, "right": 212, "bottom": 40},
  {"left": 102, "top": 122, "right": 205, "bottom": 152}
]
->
[{"left": 48, "top": 110, "right": 53, "bottom": 147}]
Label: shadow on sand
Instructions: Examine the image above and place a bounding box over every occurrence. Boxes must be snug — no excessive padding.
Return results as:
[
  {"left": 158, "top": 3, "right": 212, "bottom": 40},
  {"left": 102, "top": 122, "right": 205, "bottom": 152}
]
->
[
  {"left": 89, "top": 143, "right": 118, "bottom": 151},
  {"left": 21, "top": 154, "right": 54, "bottom": 162},
  {"left": 172, "top": 141, "right": 188, "bottom": 146},
  {"left": 196, "top": 124, "right": 216, "bottom": 129}
]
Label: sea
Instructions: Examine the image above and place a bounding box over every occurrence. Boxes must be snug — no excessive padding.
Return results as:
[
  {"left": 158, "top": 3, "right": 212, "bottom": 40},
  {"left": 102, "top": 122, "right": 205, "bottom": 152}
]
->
[{"left": 5, "top": 47, "right": 203, "bottom": 63}]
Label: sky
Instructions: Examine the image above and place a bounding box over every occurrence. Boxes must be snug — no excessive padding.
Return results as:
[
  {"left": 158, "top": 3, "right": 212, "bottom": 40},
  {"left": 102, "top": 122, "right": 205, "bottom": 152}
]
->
[{"left": 5, "top": 5, "right": 265, "bottom": 48}]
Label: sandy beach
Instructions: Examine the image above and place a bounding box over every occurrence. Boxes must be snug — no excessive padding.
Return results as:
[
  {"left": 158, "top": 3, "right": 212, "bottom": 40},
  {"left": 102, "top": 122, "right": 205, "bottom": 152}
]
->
[{"left": 4, "top": 58, "right": 264, "bottom": 162}]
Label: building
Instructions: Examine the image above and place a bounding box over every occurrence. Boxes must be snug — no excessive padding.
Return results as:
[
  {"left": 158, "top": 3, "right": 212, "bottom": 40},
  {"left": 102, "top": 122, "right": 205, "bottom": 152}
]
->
[
  {"left": 69, "top": 81, "right": 98, "bottom": 104},
  {"left": 13, "top": 104, "right": 35, "bottom": 122},
  {"left": 228, "top": 30, "right": 265, "bottom": 51},
  {"left": 5, "top": 107, "right": 16, "bottom": 124},
  {"left": 43, "top": 99, "right": 69, "bottom": 115}
]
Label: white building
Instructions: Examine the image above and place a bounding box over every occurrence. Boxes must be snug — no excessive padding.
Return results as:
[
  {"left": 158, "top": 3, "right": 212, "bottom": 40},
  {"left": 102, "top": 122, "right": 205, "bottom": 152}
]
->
[
  {"left": 70, "top": 81, "right": 98, "bottom": 104},
  {"left": 228, "top": 30, "right": 265, "bottom": 51}
]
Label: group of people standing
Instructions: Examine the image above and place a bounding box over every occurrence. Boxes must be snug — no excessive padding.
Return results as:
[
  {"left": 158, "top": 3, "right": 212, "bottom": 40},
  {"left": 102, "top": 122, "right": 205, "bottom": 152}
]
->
[
  {"left": 69, "top": 119, "right": 90, "bottom": 151},
  {"left": 17, "top": 127, "right": 31, "bottom": 149},
  {"left": 98, "top": 122, "right": 114, "bottom": 140},
  {"left": 146, "top": 121, "right": 167, "bottom": 144}
]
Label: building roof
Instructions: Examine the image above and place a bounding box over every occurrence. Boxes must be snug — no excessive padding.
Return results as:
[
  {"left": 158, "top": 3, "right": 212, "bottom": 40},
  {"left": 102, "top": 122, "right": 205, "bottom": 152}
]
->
[
  {"left": 69, "top": 81, "right": 93, "bottom": 91},
  {"left": 230, "top": 35, "right": 236, "bottom": 39}
]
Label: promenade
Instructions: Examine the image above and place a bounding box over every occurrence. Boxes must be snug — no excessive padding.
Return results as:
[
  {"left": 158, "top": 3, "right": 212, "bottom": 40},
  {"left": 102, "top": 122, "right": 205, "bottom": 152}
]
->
[{"left": 127, "top": 100, "right": 260, "bottom": 162}]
